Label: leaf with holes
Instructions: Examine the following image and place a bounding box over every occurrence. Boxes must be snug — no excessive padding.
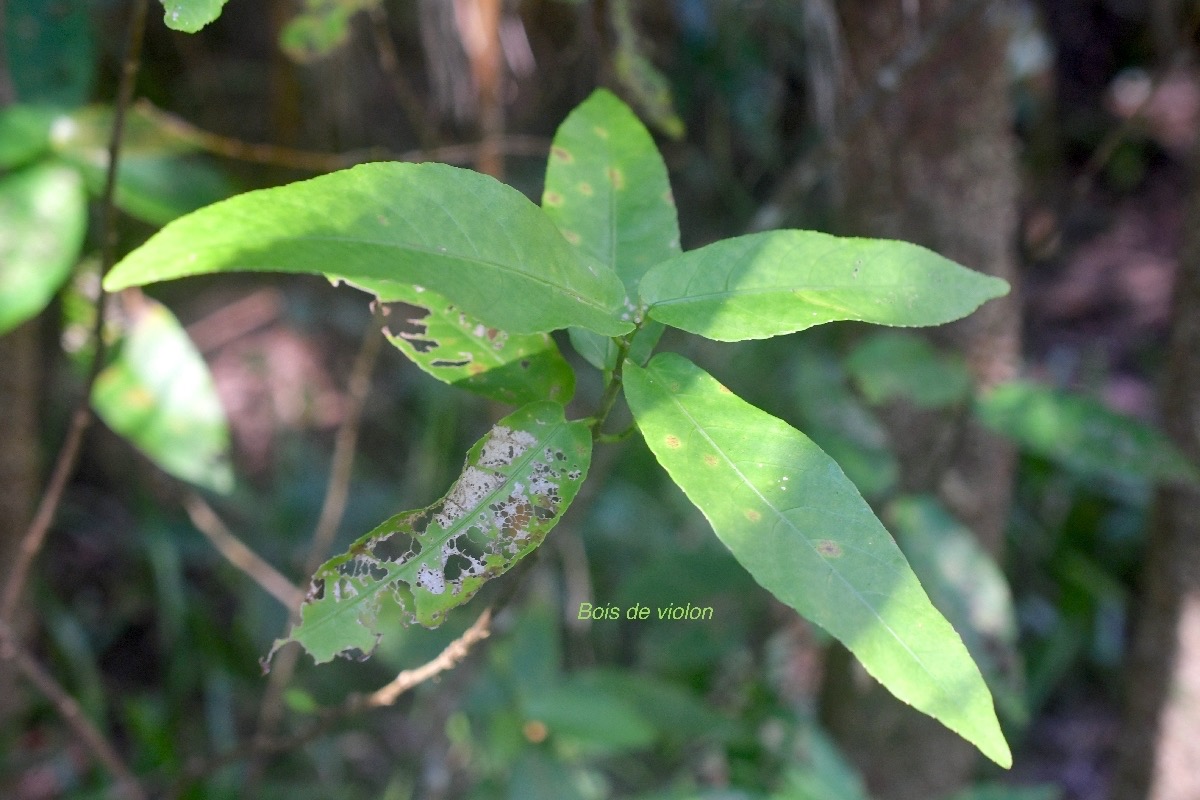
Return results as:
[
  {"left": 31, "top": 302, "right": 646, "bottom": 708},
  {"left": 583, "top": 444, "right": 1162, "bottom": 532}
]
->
[
  {"left": 91, "top": 297, "right": 233, "bottom": 493},
  {"left": 104, "top": 162, "right": 632, "bottom": 336},
  {"left": 542, "top": 88, "right": 679, "bottom": 370},
  {"left": 268, "top": 401, "right": 591, "bottom": 666},
  {"left": 349, "top": 279, "right": 574, "bottom": 405},
  {"left": 640, "top": 230, "right": 1009, "bottom": 341},
  {"left": 623, "top": 353, "right": 1010, "bottom": 767},
  {"left": 0, "top": 163, "right": 88, "bottom": 334}
]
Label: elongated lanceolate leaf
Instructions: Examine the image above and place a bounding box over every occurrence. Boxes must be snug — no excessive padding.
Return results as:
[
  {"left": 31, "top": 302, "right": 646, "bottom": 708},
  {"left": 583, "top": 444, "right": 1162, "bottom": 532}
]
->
[
  {"left": 974, "top": 380, "right": 1200, "bottom": 485},
  {"left": 91, "top": 297, "right": 233, "bottom": 493},
  {"left": 0, "top": 163, "right": 87, "bottom": 334},
  {"left": 543, "top": 89, "right": 679, "bottom": 369},
  {"left": 623, "top": 353, "right": 1010, "bottom": 767},
  {"left": 269, "top": 402, "right": 591, "bottom": 665},
  {"left": 104, "top": 162, "right": 632, "bottom": 336},
  {"left": 640, "top": 230, "right": 1009, "bottom": 341},
  {"left": 350, "top": 279, "right": 574, "bottom": 405}
]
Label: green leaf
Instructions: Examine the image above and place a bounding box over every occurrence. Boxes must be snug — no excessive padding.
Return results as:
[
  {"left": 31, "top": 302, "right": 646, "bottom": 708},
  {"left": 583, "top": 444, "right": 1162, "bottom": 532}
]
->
[
  {"left": 269, "top": 402, "right": 591, "bottom": 665},
  {"left": 640, "top": 231, "right": 1009, "bottom": 341},
  {"left": 279, "top": 0, "right": 380, "bottom": 62},
  {"left": 350, "top": 279, "right": 575, "bottom": 405},
  {"left": 91, "top": 297, "right": 233, "bottom": 493},
  {"left": 974, "top": 380, "right": 1200, "bottom": 485},
  {"left": 159, "top": 0, "right": 231, "bottom": 32},
  {"left": 521, "top": 678, "right": 657, "bottom": 752},
  {"left": 610, "top": 0, "right": 685, "bottom": 139},
  {"left": 6, "top": 0, "right": 95, "bottom": 106},
  {"left": 887, "top": 496, "right": 1026, "bottom": 725},
  {"left": 542, "top": 88, "right": 681, "bottom": 304},
  {"left": 51, "top": 105, "right": 235, "bottom": 225},
  {"left": 104, "top": 162, "right": 632, "bottom": 337},
  {"left": 0, "top": 163, "right": 87, "bottom": 334},
  {"left": 623, "top": 353, "right": 1010, "bottom": 767},
  {"left": 774, "top": 722, "right": 870, "bottom": 800},
  {"left": 846, "top": 331, "right": 972, "bottom": 408},
  {"left": 0, "top": 105, "right": 57, "bottom": 169}
]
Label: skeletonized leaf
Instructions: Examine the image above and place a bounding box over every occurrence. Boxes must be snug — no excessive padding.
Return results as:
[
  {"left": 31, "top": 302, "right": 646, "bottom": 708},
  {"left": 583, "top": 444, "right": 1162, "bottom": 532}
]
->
[
  {"left": 0, "top": 163, "right": 87, "bottom": 334},
  {"left": 104, "top": 162, "right": 631, "bottom": 336},
  {"left": 350, "top": 279, "right": 574, "bottom": 405},
  {"left": 91, "top": 297, "right": 233, "bottom": 493},
  {"left": 974, "top": 380, "right": 1200, "bottom": 485},
  {"left": 640, "top": 230, "right": 1009, "bottom": 341},
  {"left": 624, "top": 353, "right": 1010, "bottom": 767},
  {"left": 269, "top": 402, "right": 591, "bottom": 665},
  {"left": 159, "top": 0, "right": 231, "bottom": 32}
]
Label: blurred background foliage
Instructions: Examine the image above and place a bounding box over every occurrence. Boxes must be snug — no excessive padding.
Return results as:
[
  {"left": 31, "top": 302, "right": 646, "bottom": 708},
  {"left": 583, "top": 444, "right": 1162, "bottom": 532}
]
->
[{"left": 2, "top": 0, "right": 1199, "bottom": 798}]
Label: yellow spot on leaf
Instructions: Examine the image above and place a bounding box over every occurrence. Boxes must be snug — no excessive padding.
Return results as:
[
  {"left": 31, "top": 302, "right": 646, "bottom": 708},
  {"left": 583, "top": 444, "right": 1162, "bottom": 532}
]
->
[
  {"left": 665, "top": 434, "right": 681, "bottom": 449},
  {"left": 717, "top": 383, "right": 732, "bottom": 394},
  {"left": 562, "top": 230, "right": 582, "bottom": 245},
  {"left": 544, "top": 190, "right": 564, "bottom": 207},
  {"left": 745, "top": 509, "right": 762, "bottom": 522},
  {"left": 524, "top": 719, "right": 548, "bottom": 743},
  {"left": 593, "top": 125, "right": 609, "bottom": 139},
  {"left": 577, "top": 182, "right": 594, "bottom": 196},
  {"left": 608, "top": 167, "right": 625, "bottom": 190},
  {"left": 703, "top": 454, "right": 718, "bottom": 467}
]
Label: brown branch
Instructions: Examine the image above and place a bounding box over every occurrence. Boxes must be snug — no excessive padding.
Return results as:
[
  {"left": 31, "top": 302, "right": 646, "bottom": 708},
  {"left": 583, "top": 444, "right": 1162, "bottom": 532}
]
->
[
  {"left": 182, "top": 494, "right": 305, "bottom": 611},
  {"left": 750, "top": 0, "right": 993, "bottom": 232},
  {"left": 1, "top": 0, "right": 150, "bottom": 624},
  {"left": 135, "top": 100, "right": 548, "bottom": 171},
  {"left": 0, "top": 620, "right": 146, "bottom": 800},
  {"left": 362, "top": 608, "right": 492, "bottom": 707}
]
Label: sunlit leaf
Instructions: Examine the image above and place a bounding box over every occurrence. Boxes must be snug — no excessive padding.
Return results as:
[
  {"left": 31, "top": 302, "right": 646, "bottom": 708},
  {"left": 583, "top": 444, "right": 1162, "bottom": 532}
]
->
[
  {"left": 0, "top": 163, "right": 87, "bottom": 334},
  {"left": 104, "top": 162, "right": 632, "bottom": 336},
  {"left": 268, "top": 402, "right": 591, "bottom": 665},
  {"left": 974, "top": 380, "right": 1200, "bottom": 485},
  {"left": 159, "top": 0, "right": 232, "bottom": 33},
  {"left": 91, "top": 297, "right": 233, "bottom": 493},
  {"left": 624, "top": 353, "right": 1010, "bottom": 767},
  {"left": 846, "top": 330, "right": 972, "bottom": 408},
  {"left": 349, "top": 279, "right": 574, "bottom": 405},
  {"left": 640, "top": 231, "right": 1009, "bottom": 341},
  {"left": 887, "top": 496, "right": 1026, "bottom": 725},
  {"left": 543, "top": 88, "right": 679, "bottom": 370}
]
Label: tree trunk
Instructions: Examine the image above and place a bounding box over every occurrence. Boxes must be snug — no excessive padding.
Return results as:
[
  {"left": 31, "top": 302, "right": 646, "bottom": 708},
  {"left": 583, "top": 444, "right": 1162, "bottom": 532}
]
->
[
  {"left": 820, "top": 3, "right": 1021, "bottom": 798},
  {"left": 1111, "top": 116, "right": 1200, "bottom": 800}
]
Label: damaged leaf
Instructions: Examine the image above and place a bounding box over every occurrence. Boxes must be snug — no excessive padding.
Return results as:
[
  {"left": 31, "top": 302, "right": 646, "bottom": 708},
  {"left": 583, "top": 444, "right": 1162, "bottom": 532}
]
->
[
  {"left": 350, "top": 279, "right": 574, "bottom": 405},
  {"left": 268, "top": 402, "right": 591, "bottom": 666}
]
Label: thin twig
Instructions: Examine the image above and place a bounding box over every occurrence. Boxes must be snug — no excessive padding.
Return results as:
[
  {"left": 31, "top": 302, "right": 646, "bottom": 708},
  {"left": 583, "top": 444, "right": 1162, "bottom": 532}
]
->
[
  {"left": 1, "top": 0, "right": 150, "bottom": 624},
  {"left": 750, "top": 0, "right": 993, "bottom": 232},
  {"left": 0, "top": 620, "right": 146, "bottom": 800},
  {"left": 246, "top": 317, "right": 384, "bottom": 786},
  {"left": 134, "top": 100, "right": 549, "bottom": 171},
  {"left": 182, "top": 494, "right": 305, "bottom": 611},
  {"left": 362, "top": 608, "right": 492, "bottom": 707}
]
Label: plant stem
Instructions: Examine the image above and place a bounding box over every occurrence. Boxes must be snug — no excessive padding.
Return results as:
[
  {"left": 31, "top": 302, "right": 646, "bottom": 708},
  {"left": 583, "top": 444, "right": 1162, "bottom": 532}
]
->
[
  {"left": 0, "top": 0, "right": 149, "bottom": 624},
  {"left": 590, "top": 338, "right": 632, "bottom": 440}
]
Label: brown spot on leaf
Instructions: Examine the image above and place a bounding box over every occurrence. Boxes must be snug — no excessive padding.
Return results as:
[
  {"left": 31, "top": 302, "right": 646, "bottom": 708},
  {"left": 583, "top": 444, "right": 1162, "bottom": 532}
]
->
[
  {"left": 608, "top": 167, "right": 625, "bottom": 189},
  {"left": 544, "top": 190, "right": 564, "bottom": 207},
  {"left": 816, "top": 540, "right": 843, "bottom": 558},
  {"left": 577, "top": 181, "right": 594, "bottom": 196},
  {"left": 665, "top": 434, "right": 681, "bottom": 449},
  {"left": 551, "top": 146, "right": 573, "bottom": 163},
  {"left": 745, "top": 509, "right": 762, "bottom": 522},
  {"left": 562, "top": 230, "right": 582, "bottom": 245},
  {"left": 703, "top": 454, "right": 718, "bottom": 466}
]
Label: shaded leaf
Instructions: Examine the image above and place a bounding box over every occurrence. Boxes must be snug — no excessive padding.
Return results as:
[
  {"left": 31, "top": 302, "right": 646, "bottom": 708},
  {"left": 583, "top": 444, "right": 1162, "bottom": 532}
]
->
[
  {"left": 351, "top": 279, "right": 574, "bottom": 405},
  {"left": 641, "top": 231, "right": 1009, "bottom": 341},
  {"left": 846, "top": 330, "right": 972, "bottom": 408},
  {"left": 974, "top": 380, "right": 1200, "bottom": 485},
  {"left": 269, "top": 402, "right": 591, "bottom": 665},
  {"left": 773, "top": 722, "right": 870, "bottom": 800},
  {"left": 0, "top": 105, "right": 57, "bottom": 169},
  {"left": 610, "top": 0, "right": 685, "bottom": 139},
  {"left": 159, "top": 0, "right": 232, "bottom": 33},
  {"left": 6, "top": 0, "right": 94, "bottom": 105},
  {"left": 51, "top": 105, "right": 235, "bottom": 225},
  {"left": 104, "top": 162, "right": 632, "bottom": 336},
  {"left": 522, "top": 678, "right": 657, "bottom": 752},
  {"left": 0, "top": 163, "right": 87, "bottom": 334},
  {"left": 280, "top": 0, "right": 380, "bottom": 62},
  {"left": 624, "top": 353, "right": 1010, "bottom": 767},
  {"left": 887, "top": 496, "right": 1026, "bottom": 725},
  {"left": 91, "top": 297, "right": 233, "bottom": 493}
]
